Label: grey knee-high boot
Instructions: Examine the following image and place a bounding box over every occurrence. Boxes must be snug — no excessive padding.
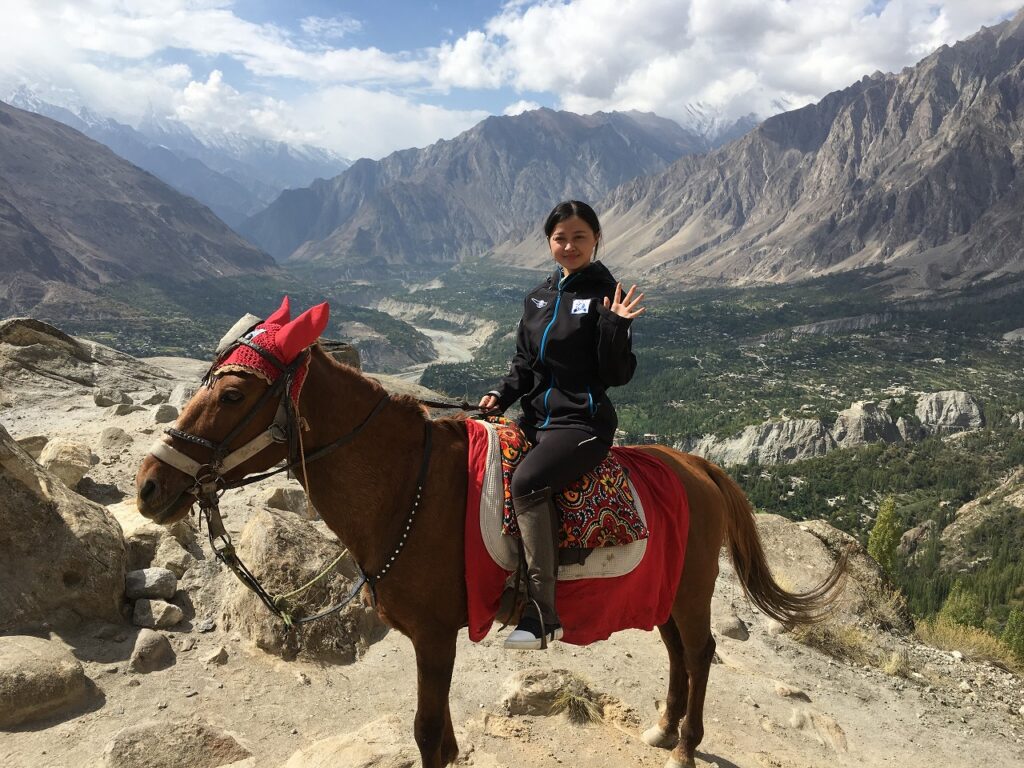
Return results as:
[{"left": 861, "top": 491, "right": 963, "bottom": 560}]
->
[{"left": 504, "top": 487, "right": 564, "bottom": 650}]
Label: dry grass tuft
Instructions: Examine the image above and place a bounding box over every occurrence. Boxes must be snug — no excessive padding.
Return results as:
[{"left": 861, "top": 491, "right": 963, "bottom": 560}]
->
[
  {"left": 792, "top": 620, "right": 877, "bottom": 666},
  {"left": 553, "top": 688, "right": 602, "bottom": 725},
  {"left": 883, "top": 648, "right": 911, "bottom": 678},
  {"left": 915, "top": 616, "right": 1022, "bottom": 672}
]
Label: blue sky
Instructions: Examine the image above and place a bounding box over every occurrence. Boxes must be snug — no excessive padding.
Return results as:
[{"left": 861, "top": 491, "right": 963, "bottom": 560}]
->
[{"left": 2, "top": 1, "right": 1021, "bottom": 159}]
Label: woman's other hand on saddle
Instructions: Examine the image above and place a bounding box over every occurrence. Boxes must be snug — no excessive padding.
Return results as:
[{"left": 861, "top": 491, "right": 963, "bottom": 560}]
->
[
  {"left": 603, "top": 283, "right": 646, "bottom": 320},
  {"left": 478, "top": 394, "right": 500, "bottom": 414}
]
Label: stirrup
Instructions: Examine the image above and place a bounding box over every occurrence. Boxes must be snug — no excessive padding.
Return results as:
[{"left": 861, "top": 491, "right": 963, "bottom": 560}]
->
[{"left": 503, "top": 606, "right": 562, "bottom": 651}]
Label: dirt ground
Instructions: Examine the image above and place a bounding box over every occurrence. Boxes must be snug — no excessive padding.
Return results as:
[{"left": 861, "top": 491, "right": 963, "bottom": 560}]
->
[{"left": 2, "top": 354, "right": 1023, "bottom": 768}]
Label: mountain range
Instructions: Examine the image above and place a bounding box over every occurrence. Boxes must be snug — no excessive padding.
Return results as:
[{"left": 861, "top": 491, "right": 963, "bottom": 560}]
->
[
  {"left": 240, "top": 108, "right": 723, "bottom": 270},
  {"left": 6, "top": 87, "right": 349, "bottom": 228},
  {"left": 243, "top": 10, "right": 1024, "bottom": 294},
  {"left": 0, "top": 100, "right": 275, "bottom": 316}
]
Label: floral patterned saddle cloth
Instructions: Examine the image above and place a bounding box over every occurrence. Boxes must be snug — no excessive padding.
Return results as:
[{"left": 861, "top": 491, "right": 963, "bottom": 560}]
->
[{"left": 488, "top": 417, "right": 649, "bottom": 549}]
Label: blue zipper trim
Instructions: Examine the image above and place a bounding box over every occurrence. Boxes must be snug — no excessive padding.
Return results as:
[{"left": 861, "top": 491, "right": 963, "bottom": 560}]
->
[
  {"left": 537, "top": 273, "right": 577, "bottom": 427},
  {"left": 541, "top": 374, "right": 555, "bottom": 427},
  {"left": 586, "top": 385, "right": 595, "bottom": 416}
]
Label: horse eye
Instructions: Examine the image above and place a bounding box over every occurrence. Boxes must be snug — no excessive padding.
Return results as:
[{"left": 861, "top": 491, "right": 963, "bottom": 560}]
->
[{"left": 219, "top": 389, "right": 244, "bottom": 404}]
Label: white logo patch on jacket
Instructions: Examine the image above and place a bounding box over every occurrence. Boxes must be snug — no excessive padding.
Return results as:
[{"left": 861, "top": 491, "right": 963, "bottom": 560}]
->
[
  {"left": 571, "top": 299, "right": 591, "bottom": 315},
  {"left": 531, "top": 298, "right": 548, "bottom": 308}
]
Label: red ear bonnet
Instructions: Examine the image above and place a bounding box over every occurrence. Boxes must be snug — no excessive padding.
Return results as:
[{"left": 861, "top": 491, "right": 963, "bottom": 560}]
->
[
  {"left": 276, "top": 303, "right": 329, "bottom": 364},
  {"left": 212, "top": 297, "right": 329, "bottom": 404},
  {"left": 264, "top": 295, "right": 291, "bottom": 327}
]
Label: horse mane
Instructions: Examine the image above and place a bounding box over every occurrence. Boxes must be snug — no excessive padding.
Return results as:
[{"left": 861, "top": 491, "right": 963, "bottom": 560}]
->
[{"left": 311, "top": 342, "right": 468, "bottom": 428}]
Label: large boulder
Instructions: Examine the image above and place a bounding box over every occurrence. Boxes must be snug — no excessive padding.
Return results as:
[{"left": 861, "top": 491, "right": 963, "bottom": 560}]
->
[
  {"left": 0, "top": 635, "right": 90, "bottom": 728},
  {"left": 102, "top": 718, "right": 250, "bottom": 768},
  {"left": 280, "top": 715, "right": 416, "bottom": 768},
  {"left": 831, "top": 401, "right": 901, "bottom": 448},
  {"left": 0, "top": 423, "right": 126, "bottom": 631},
  {"left": 752, "top": 515, "right": 912, "bottom": 633},
  {"left": 38, "top": 438, "right": 94, "bottom": 488},
  {"left": 690, "top": 418, "right": 836, "bottom": 466},
  {"left": 221, "top": 510, "right": 388, "bottom": 663},
  {"left": 915, "top": 391, "right": 984, "bottom": 434},
  {"left": 0, "top": 318, "right": 172, "bottom": 395}
]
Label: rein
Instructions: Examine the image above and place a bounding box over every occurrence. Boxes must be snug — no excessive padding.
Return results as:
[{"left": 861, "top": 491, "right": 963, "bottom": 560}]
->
[{"left": 146, "top": 337, "right": 467, "bottom": 629}]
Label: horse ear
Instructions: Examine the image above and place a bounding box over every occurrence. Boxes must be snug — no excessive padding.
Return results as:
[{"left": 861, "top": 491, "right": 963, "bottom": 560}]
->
[
  {"left": 276, "top": 302, "right": 330, "bottom": 362},
  {"left": 264, "top": 296, "right": 291, "bottom": 327}
]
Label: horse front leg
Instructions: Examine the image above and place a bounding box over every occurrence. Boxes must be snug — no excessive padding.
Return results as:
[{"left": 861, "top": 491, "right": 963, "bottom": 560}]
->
[{"left": 413, "top": 631, "right": 459, "bottom": 768}]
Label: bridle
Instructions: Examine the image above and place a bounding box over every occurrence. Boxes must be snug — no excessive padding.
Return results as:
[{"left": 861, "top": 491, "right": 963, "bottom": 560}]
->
[{"left": 144, "top": 335, "right": 417, "bottom": 628}]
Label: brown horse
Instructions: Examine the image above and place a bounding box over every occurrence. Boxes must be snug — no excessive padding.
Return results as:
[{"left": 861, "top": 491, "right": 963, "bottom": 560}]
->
[{"left": 135, "top": 311, "right": 845, "bottom": 768}]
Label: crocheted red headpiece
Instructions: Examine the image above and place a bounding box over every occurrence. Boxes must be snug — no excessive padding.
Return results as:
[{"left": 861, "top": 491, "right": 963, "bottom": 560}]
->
[{"left": 213, "top": 296, "right": 330, "bottom": 404}]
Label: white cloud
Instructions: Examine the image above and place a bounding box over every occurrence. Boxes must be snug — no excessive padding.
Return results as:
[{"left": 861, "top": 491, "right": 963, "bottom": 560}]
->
[
  {"left": 2, "top": 0, "right": 1021, "bottom": 157},
  {"left": 300, "top": 15, "right": 362, "bottom": 40},
  {"left": 445, "top": 0, "right": 1022, "bottom": 126},
  {"left": 504, "top": 99, "right": 541, "bottom": 115}
]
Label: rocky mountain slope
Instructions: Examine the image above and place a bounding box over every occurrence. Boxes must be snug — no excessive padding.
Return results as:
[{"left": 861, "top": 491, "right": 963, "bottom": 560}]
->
[
  {"left": 495, "top": 11, "right": 1024, "bottom": 293},
  {"left": 0, "top": 318, "right": 1021, "bottom": 767},
  {"left": 7, "top": 88, "right": 349, "bottom": 228},
  {"left": 0, "top": 101, "right": 276, "bottom": 316},
  {"left": 241, "top": 109, "right": 712, "bottom": 268}
]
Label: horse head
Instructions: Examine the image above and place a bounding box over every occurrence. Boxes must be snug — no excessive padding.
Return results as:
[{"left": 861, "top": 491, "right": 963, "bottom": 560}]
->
[{"left": 135, "top": 297, "right": 329, "bottom": 524}]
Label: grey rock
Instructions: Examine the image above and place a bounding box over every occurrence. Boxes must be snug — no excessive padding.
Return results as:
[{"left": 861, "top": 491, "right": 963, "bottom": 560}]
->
[
  {"left": 832, "top": 401, "right": 902, "bottom": 448},
  {"left": 102, "top": 717, "right": 250, "bottom": 768},
  {"left": 222, "top": 510, "right": 387, "bottom": 663},
  {"left": 689, "top": 418, "right": 836, "bottom": 466},
  {"left": 128, "top": 629, "right": 176, "bottom": 673},
  {"left": 99, "top": 427, "right": 132, "bottom": 452},
  {"left": 196, "top": 617, "right": 216, "bottom": 633},
  {"left": 0, "top": 424, "right": 126, "bottom": 631},
  {"left": 38, "top": 438, "right": 94, "bottom": 487},
  {"left": 132, "top": 599, "right": 184, "bottom": 629},
  {"left": 717, "top": 615, "right": 750, "bottom": 641},
  {"left": 278, "top": 715, "right": 414, "bottom": 768},
  {"left": 204, "top": 646, "right": 229, "bottom": 666},
  {"left": 125, "top": 568, "right": 178, "bottom": 600},
  {"left": 898, "top": 519, "right": 936, "bottom": 557},
  {"left": 764, "top": 618, "right": 787, "bottom": 636},
  {"left": 154, "top": 404, "right": 179, "bottom": 424},
  {"left": 124, "top": 521, "right": 199, "bottom": 576},
  {"left": 170, "top": 383, "right": 198, "bottom": 409},
  {"left": 265, "top": 486, "right": 309, "bottom": 517},
  {"left": 774, "top": 683, "right": 811, "bottom": 701},
  {"left": 896, "top": 416, "right": 924, "bottom": 442},
  {"left": 0, "top": 635, "right": 90, "bottom": 728},
  {"left": 108, "top": 403, "right": 145, "bottom": 416},
  {"left": 915, "top": 391, "right": 984, "bottom": 434},
  {"left": 140, "top": 390, "right": 169, "bottom": 405},
  {"left": 95, "top": 387, "right": 132, "bottom": 407},
  {"left": 14, "top": 434, "right": 47, "bottom": 459}
]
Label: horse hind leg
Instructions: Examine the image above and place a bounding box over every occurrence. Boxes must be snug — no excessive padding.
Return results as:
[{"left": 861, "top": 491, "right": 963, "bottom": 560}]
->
[
  {"left": 643, "top": 619, "right": 686, "bottom": 750},
  {"left": 667, "top": 613, "right": 716, "bottom": 768}
]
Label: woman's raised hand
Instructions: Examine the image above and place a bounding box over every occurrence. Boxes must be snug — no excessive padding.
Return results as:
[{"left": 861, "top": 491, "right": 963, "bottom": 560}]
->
[
  {"left": 603, "top": 283, "right": 646, "bottom": 319},
  {"left": 478, "top": 394, "right": 499, "bottom": 413}
]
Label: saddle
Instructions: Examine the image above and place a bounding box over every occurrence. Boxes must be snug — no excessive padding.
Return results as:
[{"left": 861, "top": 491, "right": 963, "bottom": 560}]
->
[{"left": 478, "top": 417, "right": 649, "bottom": 579}]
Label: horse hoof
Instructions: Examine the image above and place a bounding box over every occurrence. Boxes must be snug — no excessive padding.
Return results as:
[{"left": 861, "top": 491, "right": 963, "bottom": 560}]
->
[
  {"left": 665, "top": 758, "right": 695, "bottom": 768},
  {"left": 642, "top": 725, "right": 679, "bottom": 749}
]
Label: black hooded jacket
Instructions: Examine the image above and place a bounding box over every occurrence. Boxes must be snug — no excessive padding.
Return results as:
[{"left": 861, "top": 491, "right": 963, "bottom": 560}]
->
[{"left": 490, "top": 261, "right": 636, "bottom": 442}]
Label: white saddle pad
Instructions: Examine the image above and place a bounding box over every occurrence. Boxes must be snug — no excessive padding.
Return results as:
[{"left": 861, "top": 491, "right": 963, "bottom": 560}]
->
[{"left": 477, "top": 420, "right": 648, "bottom": 581}]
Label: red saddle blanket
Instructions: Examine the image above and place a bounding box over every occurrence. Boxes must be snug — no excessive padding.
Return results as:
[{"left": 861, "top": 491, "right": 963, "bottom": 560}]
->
[
  {"left": 488, "top": 416, "right": 649, "bottom": 548},
  {"left": 463, "top": 418, "right": 691, "bottom": 646}
]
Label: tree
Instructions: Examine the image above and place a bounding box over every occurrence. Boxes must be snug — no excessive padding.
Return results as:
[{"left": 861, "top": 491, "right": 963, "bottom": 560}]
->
[
  {"left": 938, "top": 582, "right": 986, "bottom": 629},
  {"left": 1002, "top": 606, "right": 1024, "bottom": 661},
  {"left": 868, "top": 496, "right": 900, "bottom": 577}
]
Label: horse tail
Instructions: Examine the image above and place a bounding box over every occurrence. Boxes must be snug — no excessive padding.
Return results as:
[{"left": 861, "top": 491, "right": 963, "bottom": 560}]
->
[{"left": 700, "top": 458, "right": 848, "bottom": 628}]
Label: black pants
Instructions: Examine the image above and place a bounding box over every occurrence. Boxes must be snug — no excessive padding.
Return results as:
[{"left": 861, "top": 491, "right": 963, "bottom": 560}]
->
[{"left": 510, "top": 426, "right": 611, "bottom": 498}]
